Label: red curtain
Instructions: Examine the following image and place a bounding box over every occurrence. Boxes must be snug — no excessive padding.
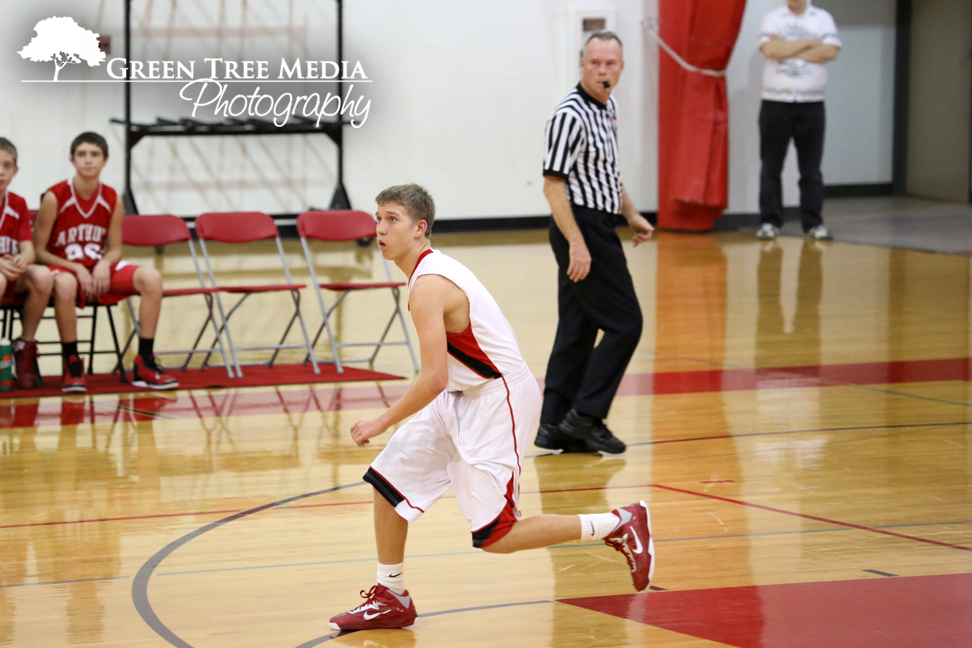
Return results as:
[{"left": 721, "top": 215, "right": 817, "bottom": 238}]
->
[{"left": 658, "top": 0, "right": 747, "bottom": 231}]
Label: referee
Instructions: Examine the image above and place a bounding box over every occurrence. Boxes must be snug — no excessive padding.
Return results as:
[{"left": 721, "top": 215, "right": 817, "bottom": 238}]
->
[{"left": 536, "top": 30, "right": 654, "bottom": 455}]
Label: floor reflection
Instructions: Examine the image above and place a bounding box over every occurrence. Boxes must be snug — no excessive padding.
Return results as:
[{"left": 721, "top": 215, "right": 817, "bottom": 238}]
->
[{"left": 756, "top": 240, "right": 822, "bottom": 369}]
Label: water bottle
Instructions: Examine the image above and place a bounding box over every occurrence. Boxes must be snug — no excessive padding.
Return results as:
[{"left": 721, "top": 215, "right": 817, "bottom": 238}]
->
[{"left": 0, "top": 339, "right": 11, "bottom": 392}]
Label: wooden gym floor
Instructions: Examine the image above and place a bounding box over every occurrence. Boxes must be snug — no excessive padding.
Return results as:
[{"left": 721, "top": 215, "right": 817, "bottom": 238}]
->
[{"left": 1, "top": 217, "right": 970, "bottom": 647}]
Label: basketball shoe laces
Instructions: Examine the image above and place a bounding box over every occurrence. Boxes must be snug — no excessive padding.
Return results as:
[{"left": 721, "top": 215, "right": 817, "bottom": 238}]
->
[
  {"left": 350, "top": 586, "right": 385, "bottom": 614},
  {"left": 143, "top": 355, "right": 167, "bottom": 375},
  {"left": 606, "top": 529, "right": 637, "bottom": 574}
]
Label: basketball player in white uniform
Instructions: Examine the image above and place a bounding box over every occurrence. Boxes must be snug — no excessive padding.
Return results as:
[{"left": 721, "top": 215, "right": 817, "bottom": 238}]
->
[{"left": 329, "top": 184, "right": 655, "bottom": 631}]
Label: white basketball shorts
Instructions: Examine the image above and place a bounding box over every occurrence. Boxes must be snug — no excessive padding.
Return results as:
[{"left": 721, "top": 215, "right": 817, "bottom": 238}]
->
[{"left": 364, "top": 363, "right": 540, "bottom": 548}]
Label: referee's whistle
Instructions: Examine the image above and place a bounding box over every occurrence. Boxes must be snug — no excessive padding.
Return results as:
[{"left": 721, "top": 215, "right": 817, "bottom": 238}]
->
[{"left": 602, "top": 81, "right": 611, "bottom": 89}]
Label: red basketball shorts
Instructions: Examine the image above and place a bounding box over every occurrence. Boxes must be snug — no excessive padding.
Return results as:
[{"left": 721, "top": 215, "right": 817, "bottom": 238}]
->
[{"left": 49, "top": 260, "right": 140, "bottom": 307}]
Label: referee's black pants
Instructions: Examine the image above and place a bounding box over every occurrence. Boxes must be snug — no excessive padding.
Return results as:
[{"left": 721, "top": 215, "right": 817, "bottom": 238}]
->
[
  {"left": 541, "top": 205, "right": 643, "bottom": 426},
  {"left": 759, "top": 100, "right": 826, "bottom": 232}
]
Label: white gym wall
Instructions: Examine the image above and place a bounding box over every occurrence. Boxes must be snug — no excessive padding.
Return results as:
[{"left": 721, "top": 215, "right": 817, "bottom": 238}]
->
[{"left": 1, "top": 0, "right": 895, "bottom": 219}]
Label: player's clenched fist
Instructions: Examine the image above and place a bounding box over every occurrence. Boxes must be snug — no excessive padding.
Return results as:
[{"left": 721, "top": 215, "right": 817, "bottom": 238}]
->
[{"left": 351, "top": 417, "right": 389, "bottom": 447}]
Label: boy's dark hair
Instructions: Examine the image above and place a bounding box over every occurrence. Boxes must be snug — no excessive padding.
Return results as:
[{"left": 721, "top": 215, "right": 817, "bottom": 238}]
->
[
  {"left": 375, "top": 184, "right": 435, "bottom": 237},
  {"left": 0, "top": 138, "right": 18, "bottom": 165},
  {"left": 70, "top": 132, "right": 109, "bottom": 158}
]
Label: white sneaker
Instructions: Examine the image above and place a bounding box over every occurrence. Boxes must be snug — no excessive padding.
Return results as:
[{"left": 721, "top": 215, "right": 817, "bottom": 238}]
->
[
  {"left": 756, "top": 223, "right": 779, "bottom": 240},
  {"left": 805, "top": 225, "right": 832, "bottom": 240}
]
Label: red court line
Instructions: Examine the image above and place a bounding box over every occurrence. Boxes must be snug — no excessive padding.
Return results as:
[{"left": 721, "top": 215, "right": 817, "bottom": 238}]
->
[
  {"left": 6, "top": 358, "right": 968, "bottom": 425},
  {"left": 652, "top": 483, "right": 972, "bottom": 553},
  {"left": 616, "top": 357, "right": 972, "bottom": 397}
]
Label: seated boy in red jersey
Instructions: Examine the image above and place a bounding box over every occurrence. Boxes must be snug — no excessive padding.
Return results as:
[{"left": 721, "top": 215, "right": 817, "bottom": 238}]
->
[
  {"left": 0, "top": 138, "right": 54, "bottom": 390},
  {"left": 33, "top": 131, "right": 177, "bottom": 393}
]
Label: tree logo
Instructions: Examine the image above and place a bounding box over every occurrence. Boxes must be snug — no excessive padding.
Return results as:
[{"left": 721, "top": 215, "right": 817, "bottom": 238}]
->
[{"left": 18, "top": 17, "right": 106, "bottom": 81}]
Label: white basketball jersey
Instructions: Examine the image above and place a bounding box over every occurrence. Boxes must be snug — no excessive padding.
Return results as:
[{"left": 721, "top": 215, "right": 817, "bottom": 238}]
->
[{"left": 408, "top": 249, "right": 528, "bottom": 392}]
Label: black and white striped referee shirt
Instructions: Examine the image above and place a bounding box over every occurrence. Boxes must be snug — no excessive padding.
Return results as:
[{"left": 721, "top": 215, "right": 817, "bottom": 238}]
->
[{"left": 543, "top": 83, "right": 623, "bottom": 215}]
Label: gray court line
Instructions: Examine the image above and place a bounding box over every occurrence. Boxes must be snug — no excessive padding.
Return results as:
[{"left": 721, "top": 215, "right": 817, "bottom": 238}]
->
[
  {"left": 151, "top": 520, "right": 972, "bottom": 579},
  {"left": 294, "top": 600, "right": 552, "bottom": 647},
  {"left": 627, "top": 420, "right": 972, "bottom": 447},
  {"left": 863, "top": 569, "right": 898, "bottom": 577},
  {"left": 132, "top": 482, "right": 368, "bottom": 648},
  {"left": 846, "top": 383, "right": 972, "bottom": 409},
  {"left": 0, "top": 575, "right": 128, "bottom": 589},
  {"left": 528, "top": 421, "right": 971, "bottom": 457}
]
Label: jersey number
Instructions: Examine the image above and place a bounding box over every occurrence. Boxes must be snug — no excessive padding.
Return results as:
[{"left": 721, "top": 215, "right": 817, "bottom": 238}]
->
[{"left": 64, "top": 243, "right": 103, "bottom": 262}]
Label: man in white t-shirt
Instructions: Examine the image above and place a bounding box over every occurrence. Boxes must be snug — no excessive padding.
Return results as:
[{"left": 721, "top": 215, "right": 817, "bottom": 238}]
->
[{"left": 755, "top": 0, "right": 841, "bottom": 241}]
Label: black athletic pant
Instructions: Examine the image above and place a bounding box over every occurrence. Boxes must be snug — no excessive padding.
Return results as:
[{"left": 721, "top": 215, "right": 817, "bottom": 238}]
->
[
  {"left": 759, "top": 100, "right": 826, "bottom": 232},
  {"left": 540, "top": 205, "right": 643, "bottom": 426}
]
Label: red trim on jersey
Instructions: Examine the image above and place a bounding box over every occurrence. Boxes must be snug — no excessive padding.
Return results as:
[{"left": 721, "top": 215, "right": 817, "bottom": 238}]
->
[
  {"left": 406, "top": 248, "right": 435, "bottom": 313},
  {"left": 446, "top": 323, "right": 502, "bottom": 379},
  {"left": 369, "top": 466, "right": 426, "bottom": 513},
  {"left": 408, "top": 248, "right": 434, "bottom": 283}
]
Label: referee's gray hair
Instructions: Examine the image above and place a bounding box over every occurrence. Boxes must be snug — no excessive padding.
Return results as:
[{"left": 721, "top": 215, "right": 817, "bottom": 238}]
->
[
  {"left": 585, "top": 30, "right": 623, "bottom": 51},
  {"left": 376, "top": 184, "right": 436, "bottom": 237}
]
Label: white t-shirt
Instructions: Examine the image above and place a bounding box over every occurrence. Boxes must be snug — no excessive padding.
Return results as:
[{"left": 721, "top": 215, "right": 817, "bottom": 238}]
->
[{"left": 759, "top": 2, "right": 841, "bottom": 103}]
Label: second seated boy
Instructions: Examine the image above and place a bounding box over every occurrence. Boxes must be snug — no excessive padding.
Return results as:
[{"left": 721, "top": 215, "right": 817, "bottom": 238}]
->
[{"left": 33, "top": 131, "right": 178, "bottom": 393}]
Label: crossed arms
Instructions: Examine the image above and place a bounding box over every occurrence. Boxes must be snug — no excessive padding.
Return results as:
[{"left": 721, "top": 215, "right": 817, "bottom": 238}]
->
[{"left": 761, "top": 35, "right": 839, "bottom": 63}]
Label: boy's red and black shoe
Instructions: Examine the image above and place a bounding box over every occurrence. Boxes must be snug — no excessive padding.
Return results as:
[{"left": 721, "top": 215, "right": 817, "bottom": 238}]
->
[
  {"left": 132, "top": 355, "right": 179, "bottom": 390},
  {"left": 13, "top": 338, "right": 38, "bottom": 390},
  {"left": 62, "top": 355, "right": 86, "bottom": 393}
]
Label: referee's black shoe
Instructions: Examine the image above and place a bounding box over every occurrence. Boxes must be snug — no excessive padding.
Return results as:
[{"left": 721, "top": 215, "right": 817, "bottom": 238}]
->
[
  {"left": 558, "top": 409, "right": 626, "bottom": 455},
  {"left": 534, "top": 423, "right": 591, "bottom": 453}
]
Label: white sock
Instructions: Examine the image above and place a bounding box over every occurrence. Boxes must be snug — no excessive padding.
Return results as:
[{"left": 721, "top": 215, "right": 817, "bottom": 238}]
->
[
  {"left": 377, "top": 562, "right": 405, "bottom": 595},
  {"left": 578, "top": 512, "right": 621, "bottom": 540}
]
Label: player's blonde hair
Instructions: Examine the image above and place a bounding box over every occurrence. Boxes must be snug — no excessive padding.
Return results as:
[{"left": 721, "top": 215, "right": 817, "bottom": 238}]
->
[{"left": 376, "top": 184, "right": 435, "bottom": 238}]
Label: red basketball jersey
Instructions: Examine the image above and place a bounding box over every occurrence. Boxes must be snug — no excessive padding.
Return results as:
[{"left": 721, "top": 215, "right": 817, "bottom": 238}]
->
[
  {"left": 45, "top": 180, "right": 118, "bottom": 268},
  {"left": 0, "top": 191, "right": 33, "bottom": 257}
]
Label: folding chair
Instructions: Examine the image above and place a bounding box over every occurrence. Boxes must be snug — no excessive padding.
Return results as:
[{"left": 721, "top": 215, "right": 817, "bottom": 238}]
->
[
  {"left": 297, "top": 210, "right": 418, "bottom": 374},
  {"left": 5, "top": 209, "right": 127, "bottom": 384},
  {"left": 2, "top": 275, "right": 128, "bottom": 383},
  {"left": 195, "top": 211, "right": 319, "bottom": 376},
  {"left": 118, "top": 214, "right": 234, "bottom": 378}
]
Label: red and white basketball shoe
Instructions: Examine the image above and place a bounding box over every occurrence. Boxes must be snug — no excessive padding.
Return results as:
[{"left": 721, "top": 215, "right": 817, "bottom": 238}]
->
[
  {"left": 329, "top": 585, "right": 417, "bottom": 631},
  {"left": 604, "top": 500, "right": 655, "bottom": 592}
]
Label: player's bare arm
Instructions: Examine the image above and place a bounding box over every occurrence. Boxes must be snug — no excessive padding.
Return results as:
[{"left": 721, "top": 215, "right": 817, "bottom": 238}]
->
[
  {"left": 621, "top": 187, "right": 654, "bottom": 247},
  {"left": 350, "top": 275, "right": 454, "bottom": 447},
  {"left": 89, "top": 196, "right": 125, "bottom": 297},
  {"left": 760, "top": 35, "right": 819, "bottom": 60},
  {"left": 0, "top": 256, "right": 20, "bottom": 281},
  {"left": 544, "top": 175, "right": 590, "bottom": 282},
  {"left": 3, "top": 240, "right": 36, "bottom": 280},
  {"left": 13, "top": 239, "right": 33, "bottom": 267}
]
